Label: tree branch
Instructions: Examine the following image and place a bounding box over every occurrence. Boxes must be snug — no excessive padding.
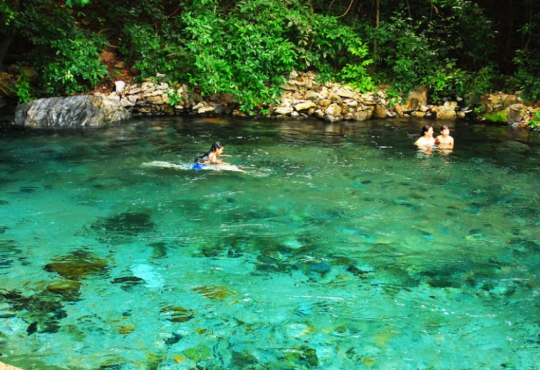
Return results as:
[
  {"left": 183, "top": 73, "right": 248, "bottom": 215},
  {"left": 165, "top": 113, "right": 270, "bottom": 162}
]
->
[{"left": 338, "top": 0, "right": 354, "bottom": 18}]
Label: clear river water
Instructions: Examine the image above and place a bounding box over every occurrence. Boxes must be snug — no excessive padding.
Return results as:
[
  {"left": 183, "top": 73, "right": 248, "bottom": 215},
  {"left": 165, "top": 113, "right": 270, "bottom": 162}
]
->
[{"left": 0, "top": 117, "right": 539, "bottom": 369}]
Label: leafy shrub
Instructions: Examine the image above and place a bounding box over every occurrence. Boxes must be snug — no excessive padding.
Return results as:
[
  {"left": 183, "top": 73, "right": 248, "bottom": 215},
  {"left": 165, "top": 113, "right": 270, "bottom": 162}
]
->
[
  {"left": 513, "top": 49, "right": 540, "bottom": 103},
  {"left": 11, "top": 67, "right": 35, "bottom": 103},
  {"left": 484, "top": 109, "right": 507, "bottom": 123},
  {"left": 41, "top": 30, "right": 110, "bottom": 95},
  {"left": 529, "top": 110, "right": 540, "bottom": 128},
  {"left": 339, "top": 46, "right": 376, "bottom": 93}
]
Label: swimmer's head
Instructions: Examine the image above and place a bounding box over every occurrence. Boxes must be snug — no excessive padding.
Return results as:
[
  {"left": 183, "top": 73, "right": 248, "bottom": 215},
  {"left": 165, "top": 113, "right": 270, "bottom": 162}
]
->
[
  {"left": 421, "top": 125, "right": 433, "bottom": 136},
  {"left": 441, "top": 125, "right": 450, "bottom": 134},
  {"left": 210, "top": 141, "right": 224, "bottom": 155}
]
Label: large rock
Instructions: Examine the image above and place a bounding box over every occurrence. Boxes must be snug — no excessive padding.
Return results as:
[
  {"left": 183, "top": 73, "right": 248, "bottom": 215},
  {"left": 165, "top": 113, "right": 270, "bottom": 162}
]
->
[
  {"left": 274, "top": 107, "right": 293, "bottom": 115},
  {"left": 336, "top": 88, "right": 356, "bottom": 98},
  {"left": 325, "top": 104, "right": 342, "bottom": 117},
  {"left": 373, "top": 104, "right": 388, "bottom": 119},
  {"left": 506, "top": 104, "right": 527, "bottom": 125},
  {"left": 14, "top": 96, "right": 130, "bottom": 127},
  {"left": 436, "top": 107, "right": 457, "bottom": 120},
  {"left": 304, "top": 91, "right": 319, "bottom": 101},
  {"left": 404, "top": 86, "right": 428, "bottom": 111},
  {"left": 294, "top": 101, "right": 316, "bottom": 111},
  {"left": 354, "top": 110, "right": 373, "bottom": 121}
]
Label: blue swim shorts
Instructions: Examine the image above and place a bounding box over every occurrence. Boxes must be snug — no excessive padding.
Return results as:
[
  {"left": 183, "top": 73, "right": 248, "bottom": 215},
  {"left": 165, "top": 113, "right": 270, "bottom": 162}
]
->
[{"left": 192, "top": 163, "right": 205, "bottom": 170}]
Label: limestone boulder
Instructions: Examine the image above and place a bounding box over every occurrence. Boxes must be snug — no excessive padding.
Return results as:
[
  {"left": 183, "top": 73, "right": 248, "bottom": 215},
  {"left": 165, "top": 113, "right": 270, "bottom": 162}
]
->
[
  {"left": 356, "top": 107, "right": 374, "bottom": 121},
  {"left": 275, "top": 107, "right": 293, "bottom": 115},
  {"left": 502, "top": 95, "right": 518, "bottom": 108},
  {"left": 14, "top": 96, "right": 130, "bottom": 127},
  {"left": 198, "top": 106, "right": 215, "bottom": 114},
  {"left": 506, "top": 104, "right": 528, "bottom": 125},
  {"left": 436, "top": 107, "right": 457, "bottom": 120},
  {"left": 373, "top": 104, "right": 388, "bottom": 119},
  {"left": 314, "top": 109, "right": 325, "bottom": 119},
  {"left": 444, "top": 101, "right": 458, "bottom": 110},
  {"left": 329, "top": 93, "right": 343, "bottom": 104},
  {"left": 336, "top": 88, "right": 356, "bottom": 98},
  {"left": 294, "top": 101, "right": 316, "bottom": 111},
  {"left": 317, "top": 99, "right": 331, "bottom": 108},
  {"left": 146, "top": 95, "right": 164, "bottom": 105},
  {"left": 305, "top": 91, "right": 319, "bottom": 101},
  {"left": 324, "top": 114, "right": 341, "bottom": 123},
  {"left": 325, "top": 104, "right": 342, "bottom": 117},
  {"left": 404, "top": 86, "right": 428, "bottom": 111}
]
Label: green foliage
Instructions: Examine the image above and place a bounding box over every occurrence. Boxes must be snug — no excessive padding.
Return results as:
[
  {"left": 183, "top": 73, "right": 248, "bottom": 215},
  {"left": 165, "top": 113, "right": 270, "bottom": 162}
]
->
[
  {"left": 467, "top": 64, "right": 500, "bottom": 104},
  {"left": 0, "top": 1, "right": 17, "bottom": 25},
  {"left": 339, "top": 46, "right": 376, "bottom": 93},
  {"left": 513, "top": 49, "right": 540, "bottom": 103},
  {"left": 11, "top": 67, "right": 35, "bottom": 103},
  {"left": 2, "top": 0, "right": 539, "bottom": 110},
  {"left": 65, "top": 0, "right": 90, "bottom": 7},
  {"left": 166, "top": 87, "right": 183, "bottom": 106},
  {"left": 529, "top": 110, "right": 540, "bottom": 128},
  {"left": 41, "top": 30, "right": 110, "bottom": 95},
  {"left": 120, "top": 0, "right": 365, "bottom": 112},
  {"left": 484, "top": 109, "right": 507, "bottom": 123}
]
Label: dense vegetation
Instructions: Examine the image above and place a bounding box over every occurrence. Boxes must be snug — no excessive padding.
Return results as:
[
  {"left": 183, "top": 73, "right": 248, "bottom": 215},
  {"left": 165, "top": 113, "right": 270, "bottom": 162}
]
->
[{"left": 1, "top": 0, "right": 540, "bottom": 111}]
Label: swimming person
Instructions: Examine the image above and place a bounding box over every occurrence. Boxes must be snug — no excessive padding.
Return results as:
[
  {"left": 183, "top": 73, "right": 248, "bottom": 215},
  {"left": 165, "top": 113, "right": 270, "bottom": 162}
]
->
[
  {"left": 414, "top": 125, "right": 435, "bottom": 151},
  {"left": 192, "top": 142, "right": 245, "bottom": 172},
  {"left": 435, "top": 125, "right": 454, "bottom": 150},
  {"left": 194, "top": 141, "right": 229, "bottom": 167}
]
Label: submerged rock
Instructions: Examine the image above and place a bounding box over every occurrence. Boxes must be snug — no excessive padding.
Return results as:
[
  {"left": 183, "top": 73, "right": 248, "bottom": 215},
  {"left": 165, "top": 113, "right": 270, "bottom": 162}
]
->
[
  {"left": 160, "top": 305, "right": 195, "bottom": 323},
  {"left": 43, "top": 249, "right": 108, "bottom": 280},
  {"left": 0, "top": 289, "right": 68, "bottom": 334},
  {"left": 91, "top": 211, "right": 156, "bottom": 238},
  {"left": 46, "top": 280, "right": 82, "bottom": 300},
  {"left": 193, "top": 285, "right": 235, "bottom": 300}
]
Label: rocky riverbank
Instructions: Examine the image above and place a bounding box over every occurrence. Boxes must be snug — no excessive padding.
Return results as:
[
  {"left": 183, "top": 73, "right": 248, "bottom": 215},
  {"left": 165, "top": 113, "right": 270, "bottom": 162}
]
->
[
  {"left": 94, "top": 71, "right": 471, "bottom": 122},
  {"left": 3, "top": 70, "right": 540, "bottom": 129},
  {"left": 94, "top": 70, "right": 539, "bottom": 129}
]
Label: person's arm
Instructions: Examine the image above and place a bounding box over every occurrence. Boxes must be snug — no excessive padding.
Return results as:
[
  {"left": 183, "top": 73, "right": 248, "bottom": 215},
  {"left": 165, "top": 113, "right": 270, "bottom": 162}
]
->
[{"left": 209, "top": 152, "right": 229, "bottom": 165}]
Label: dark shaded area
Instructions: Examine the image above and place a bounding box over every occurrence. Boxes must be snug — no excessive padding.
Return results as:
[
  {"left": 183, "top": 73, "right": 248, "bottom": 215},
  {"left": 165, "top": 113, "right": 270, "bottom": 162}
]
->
[
  {"left": 0, "top": 289, "right": 69, "bottom": 334},
  {"left": 89, "top": 211, "right": 156, "bottom": 243}
]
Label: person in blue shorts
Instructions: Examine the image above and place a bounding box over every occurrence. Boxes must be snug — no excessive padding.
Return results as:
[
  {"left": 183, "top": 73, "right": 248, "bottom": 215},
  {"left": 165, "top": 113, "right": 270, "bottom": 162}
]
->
[{"left": 193, "top": 141, "right": 229, "bottom": 169}]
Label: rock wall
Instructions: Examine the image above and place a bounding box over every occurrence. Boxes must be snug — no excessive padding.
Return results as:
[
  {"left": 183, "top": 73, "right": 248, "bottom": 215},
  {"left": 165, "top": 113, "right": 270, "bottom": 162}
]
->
[
  {"left": 93, "top": 71, "right": 472, "bottom": 122},
  {"left": 478, "top": 92, "right": 540, "bottom": 129},
  {"left": 6, "top": 70, "right": 540, "bottom": 129}
]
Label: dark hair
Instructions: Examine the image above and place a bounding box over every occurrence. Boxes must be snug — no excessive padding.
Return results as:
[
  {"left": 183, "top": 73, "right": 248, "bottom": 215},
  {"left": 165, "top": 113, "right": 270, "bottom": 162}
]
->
[
  {"left": 421, "top": 125, "right": 433, "bottom": 135},
  {"left": 195, "top": 141, "right": 224, "bottom": 163},
  {"left": 209, "top": 141, "right": 223, "bottom": 152},
  {"left": 441, "top": 125, "right": 449, "bottom": 131}
]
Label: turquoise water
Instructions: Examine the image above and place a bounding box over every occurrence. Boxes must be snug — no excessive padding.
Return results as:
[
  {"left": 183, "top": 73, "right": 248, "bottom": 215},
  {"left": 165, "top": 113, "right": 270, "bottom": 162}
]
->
[{"left": 0, "top": 117, "right": 539, "bottom": 369}]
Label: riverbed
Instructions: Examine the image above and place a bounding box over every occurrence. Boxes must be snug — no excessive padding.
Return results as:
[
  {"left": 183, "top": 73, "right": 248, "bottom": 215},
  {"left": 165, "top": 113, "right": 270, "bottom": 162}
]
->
[{"left": 0, "top": 117, "right": 539, "bottom": 369}]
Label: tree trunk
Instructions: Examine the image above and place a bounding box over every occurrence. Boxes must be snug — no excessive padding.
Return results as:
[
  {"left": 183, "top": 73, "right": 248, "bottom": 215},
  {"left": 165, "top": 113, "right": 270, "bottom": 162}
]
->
[
  {"left": 0, "top": 0, "right": 20, "bottom": 72},
  {"left": 0, "top": 34, "right": 15, "bottom": 72},
  {"left": 374, "top": 0, "right": 380, "bottom": 57}
]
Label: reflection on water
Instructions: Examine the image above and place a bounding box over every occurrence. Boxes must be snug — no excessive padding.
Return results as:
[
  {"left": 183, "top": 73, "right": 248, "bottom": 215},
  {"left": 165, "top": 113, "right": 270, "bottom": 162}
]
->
[{"left": 0, "top": 117, "right": 539, "bottom": 369}]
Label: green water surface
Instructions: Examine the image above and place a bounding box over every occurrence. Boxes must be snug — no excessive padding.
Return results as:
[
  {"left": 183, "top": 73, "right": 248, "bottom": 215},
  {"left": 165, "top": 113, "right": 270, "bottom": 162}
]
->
[{"left": 0, "top": 117, "right": 539, "bottom": 369}]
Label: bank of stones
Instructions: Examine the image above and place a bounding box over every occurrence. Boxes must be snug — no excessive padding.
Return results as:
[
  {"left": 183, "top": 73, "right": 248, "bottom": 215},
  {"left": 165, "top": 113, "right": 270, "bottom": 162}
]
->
[
  {"left": 94, "top": 70, "right": 537, "bottom": 128},
  {"left": 93, "top": 71, "right": 469, "bottom": 122}
]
